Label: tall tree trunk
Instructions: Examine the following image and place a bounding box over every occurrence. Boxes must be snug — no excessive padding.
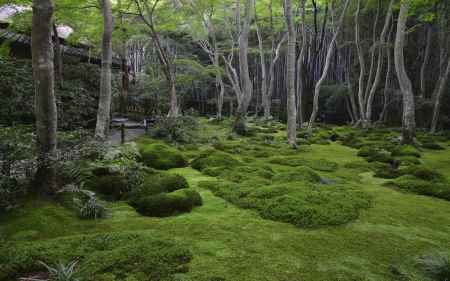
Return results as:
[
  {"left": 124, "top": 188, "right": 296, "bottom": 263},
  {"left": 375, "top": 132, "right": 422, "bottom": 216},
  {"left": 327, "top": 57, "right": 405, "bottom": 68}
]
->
[
  {"left": 430, "top": 57, "right": 450, "bottom": 133},
  {"left": 120, "top": 58, "right": 130, "bottom": 115},
  {"left": 379, "top": 35, "right": 393, "bottom": 124},
  {"left": 355, "top": 0, "right": 366, "bottom": 125},
  {"left": 365, "top": 0, "right": 394, "bottom": 123},
  {"left": 394, "top": 1, "right": 416, "bottom": 144},
  {"left": 32, "top": 0, "right": 57, "bottom": 194},
  {"left": 364, "top": 0, "right": 381, "bottom": 107},
  {"left": 296, "top": 0, "right": 307, "bottom": 127},
  {"left": 168, "top": 80, "right": 179, "bottom": 117},
  {"left": 52, "top": 23, "right": 63, "bottom": 87},
  {"left": 307, "top": 0, "right": 350, "bottom": 134},
  {"left": 419, "top": 25, "right": 432, "bottom": 99},
  {"left": 95, "top": 0, "right": 113, "bottom": 140},
  {"left": 255, "top": 3, "right": 267, "bottom": 120},
  {"left": 233, "top": 0, "right": 254, "bottom": 133},
  {"left": 284, "top": 0, "right": 296, "bottom": 146}
]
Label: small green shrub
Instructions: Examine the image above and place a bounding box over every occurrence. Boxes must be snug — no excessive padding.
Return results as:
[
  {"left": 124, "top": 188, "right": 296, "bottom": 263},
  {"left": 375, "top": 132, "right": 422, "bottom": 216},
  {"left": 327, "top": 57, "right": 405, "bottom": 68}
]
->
[
  {"left": 139, "top": 142, "right": 187, "bottom": 170},
  {"left": 391, "top": 145, "right": 421, "bottom": 158},
  {"left": 86, "top": 174, "right": 128, "bottom": 200},
  {"left": 77, "top": 196, "right": 107, "bottom": 220},
  {"left": 191, "top": 150, "right": 242, "bottom": 171},
  {"left": 0, "top": 232, "right": 193, "bottom": 281},
  {"left": 417, "top": 252, "right": 450, "bottom": 281},
  {"left": 39, "top": 260, "right": 80, "bottom": 281},
  {"left": 149, "top": 116, "right": 199, "bottom": 143},
  {"left": 130, "top": 189, "right": 202, "bottom": 217}
]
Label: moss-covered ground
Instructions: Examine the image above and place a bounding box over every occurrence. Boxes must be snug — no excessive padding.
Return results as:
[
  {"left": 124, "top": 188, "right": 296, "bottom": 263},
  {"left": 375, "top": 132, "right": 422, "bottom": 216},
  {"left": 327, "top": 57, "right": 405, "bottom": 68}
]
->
[{"left": 1, "top": 118, "right": 450, "bottom": 281}]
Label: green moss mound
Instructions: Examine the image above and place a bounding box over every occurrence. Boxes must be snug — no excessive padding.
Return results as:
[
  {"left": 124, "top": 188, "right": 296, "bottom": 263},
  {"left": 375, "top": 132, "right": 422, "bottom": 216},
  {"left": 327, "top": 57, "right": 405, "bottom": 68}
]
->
[
  {"left": 202, "top": 165, "right": 273, "bottom": 183},
  {"left": 86, "top": 174, "right": 128, "bottom": 200},
  {"left": 386, "top": 175, "right": 450, "bottom": 201},
  {"left": 0, "top": 232, "right": 192, "bottom": 281},
  {"left": 199, "top": 180, "right": 371, "bottom": 228},
  {"left": 130, "top": 189, "right": 203, "bottom": 217},
  {"left": 129, "top": 172, "right": 189, "bottom": 199},
  {"left": 272, "top": 166, "right": 322, "bottom": 184},
  {"left": 307, "top": 159, "right": 339, "bottom": 172},
  {"left": 139, "top": 142, "right": 187, "bottom": 170},
  {"left": 191, "top": 150, "right": 242, "bottom": 171},
  {"left": 422, "top": 142, "right": 445, "bottom": 150},
  {"left": 391, "top": 145, "right": 421, "bottom": 158},
  {"left": 357, "top": 146, "right": 393, "bottom": 163}
]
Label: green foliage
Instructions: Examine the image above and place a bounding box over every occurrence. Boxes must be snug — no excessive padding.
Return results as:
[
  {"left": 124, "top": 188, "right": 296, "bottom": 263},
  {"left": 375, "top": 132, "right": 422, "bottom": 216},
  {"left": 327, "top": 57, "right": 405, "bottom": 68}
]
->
[
  {"left": 191, "top": 150, "right": 242, "bottom": 171},
  {"left": 129, "top": 189, "right": 202, "bottom": 217},
  {"left": 0, "top": 232, "right": 193, "bottom": 281},
  {"left": 149, "top": 117, "right": 199, "bottom": 144},
  {"left": 38, "top": 260, "right": 80, "bottom": 281},
  {"left": 272, "top": 166, "right": 322, "bottom": 184},
  {"left": 358, "top": 146, "right": 393, "bottom": 163},
  {"left": 417, "top": 252, "right": 450, "bottom": 281},
  {"left": 139, "top": 142, "right": 188, "bottom": 170},
  {"left": 86, "top": 174, "right": 128, "bottom": 201},
  {"left": 75, "top": 195, "right": 107, "bottom": 220},
  {"left": 0, "top": 177, "right": 24, "bottom": 212}
]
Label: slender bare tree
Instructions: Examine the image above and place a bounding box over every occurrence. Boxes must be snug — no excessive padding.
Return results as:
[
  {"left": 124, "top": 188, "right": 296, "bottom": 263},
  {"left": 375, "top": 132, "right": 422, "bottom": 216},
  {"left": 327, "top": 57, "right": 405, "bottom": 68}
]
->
[
  {"left": 307, "top": 0, "right": 350, "bottom": 134},
  {"left": 394, "top": 0, "right": 416, "bottom": 144}
]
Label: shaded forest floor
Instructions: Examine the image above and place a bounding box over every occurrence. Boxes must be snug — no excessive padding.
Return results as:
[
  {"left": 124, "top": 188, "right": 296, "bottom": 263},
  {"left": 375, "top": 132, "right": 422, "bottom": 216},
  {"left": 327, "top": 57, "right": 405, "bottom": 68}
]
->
[{"left": 1, "top": 118, "right": 450, "bottom": 281}]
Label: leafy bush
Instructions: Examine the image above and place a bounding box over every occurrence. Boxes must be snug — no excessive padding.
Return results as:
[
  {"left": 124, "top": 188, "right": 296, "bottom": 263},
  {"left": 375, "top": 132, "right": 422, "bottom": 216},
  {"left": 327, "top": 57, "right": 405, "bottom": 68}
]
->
[
  {"left": 417, "top": 252, "right": 450, "bottom": 281},
  {"left": 150, "top": 116, "right": 199, "bottom": 143},
  {"left": 86, "top": 174, "right": 128, "bottom": 201},
  {"left": 0, "top": 125, "right": 35, "bottom": 178},
  {"left": 139, "top": 142, "right": 187, "bottom": 170},
  {"left": 0, "top": 232, "right": 193, "bottom": 281},
  {"left": 191, "top": 150, "right": 242, "bottom": 171},
  {"left": 130, "top": 189, "right": 202, "bottom": 217},
  {"left": 0, "top": 177, "right": 25, "bottom": 212},
  {"left": 76, "top": 196, "right": 107, "bottom": 220}
]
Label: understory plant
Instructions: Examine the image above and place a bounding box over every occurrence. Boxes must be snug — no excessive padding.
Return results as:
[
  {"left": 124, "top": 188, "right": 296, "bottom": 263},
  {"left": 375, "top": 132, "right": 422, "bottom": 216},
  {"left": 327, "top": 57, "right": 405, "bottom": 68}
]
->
[{"left": 38, "top": 260, "right": 80, "bottom": 281}]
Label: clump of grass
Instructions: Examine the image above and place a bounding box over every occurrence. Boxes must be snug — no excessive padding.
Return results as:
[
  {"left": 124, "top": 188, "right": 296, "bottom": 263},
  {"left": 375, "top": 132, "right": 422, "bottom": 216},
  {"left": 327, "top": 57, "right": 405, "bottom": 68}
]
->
[{"left": 0, "top": 232, "right": 193, "bottom": 281}]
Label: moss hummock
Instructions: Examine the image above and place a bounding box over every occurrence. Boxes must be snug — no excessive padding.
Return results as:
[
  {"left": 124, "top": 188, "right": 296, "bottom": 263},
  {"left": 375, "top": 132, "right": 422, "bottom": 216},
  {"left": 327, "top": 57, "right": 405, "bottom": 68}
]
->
[
  {"left": 191, "top": 150, "right": 242, "bottom": 171},
  {"left": 139, "top": 142, "right": 187, "bottom": 170}
]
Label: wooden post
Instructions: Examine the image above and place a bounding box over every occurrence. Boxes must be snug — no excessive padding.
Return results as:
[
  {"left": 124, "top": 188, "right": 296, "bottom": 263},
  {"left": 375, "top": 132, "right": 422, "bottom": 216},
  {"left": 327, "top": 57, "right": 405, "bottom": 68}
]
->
[{"left": 121, "top": 124, "right": 125, "bottom": 144}]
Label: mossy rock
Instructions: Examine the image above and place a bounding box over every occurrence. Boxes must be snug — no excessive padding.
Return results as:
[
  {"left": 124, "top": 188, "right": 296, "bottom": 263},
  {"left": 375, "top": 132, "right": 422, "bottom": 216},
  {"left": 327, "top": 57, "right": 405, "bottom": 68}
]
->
[
  {"left": 272, "top": 166, "right": 321, "bottom": 184},
  {"left": 307, "top": 159, "right": 339, "bottom": 172},
  {"left": 129, "top": 172, "right": 189, "bottom": 200},
  {"left": 86, "top": 174, "right": 128, "bottom": 200},
  {"left": 139, "top": 143, "right": 187, "bottom": 170},
  {"left": 0, "top": 232, "right": 192, "bottom": 281},
  {"left": 130, "top": 189, "right": 202, "bottom": 217},
  {"left": 421, "top": 142, "right": 445, "bottom": 150},
  {"left": 391, "top": 145, "right": 421, "bottom": 158},
  {"left": 191, "top": 150, "right": 242, "bottom": 171}
]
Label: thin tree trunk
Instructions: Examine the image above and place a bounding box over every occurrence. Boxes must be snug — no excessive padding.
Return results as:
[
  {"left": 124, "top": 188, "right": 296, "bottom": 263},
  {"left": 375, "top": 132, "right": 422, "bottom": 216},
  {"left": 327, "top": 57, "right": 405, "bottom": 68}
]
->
[
  {"left": 365, "top": 0, "right": 394, "bottom": 123},
  {"left": 234, "top": 0, "right": 254, "bottom": 133},
  {"left": 307, "top": 0, "right": 350, "bottom": 134},
  {"left": 284, "top": 0, "right": 296, "bottom": 146},
  {"left": 355, "top": 0, "right": 366, "bottom": 125},
  {"left": 430, "top": 57, "right": 450, "bottom": 133},
  {"left": 394, "top": 1, "right": 416, "bottom": 144},
  {"left": 420, "top": 25, "right": 432, "bottom": 99},
  {"left": 32, "top": 0, "right": 57, "bottom": 194},
  {"left": 297, "top": 0, "right": 307, "bottom": 127},
  {"left": 379, "top": 34, "right": 393, "bottom": 124},
  {"left": 364, "top": 0, "right": 381, "bottom": 107},
  {"left": 255, "top": 3, "right": 267, "bottom": 120},
  {"left": 95, "top": 0, "right": 113, "bottom": 140},
  {"left": 52, "top": 23, "right": 63, "bottom": 87}
]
